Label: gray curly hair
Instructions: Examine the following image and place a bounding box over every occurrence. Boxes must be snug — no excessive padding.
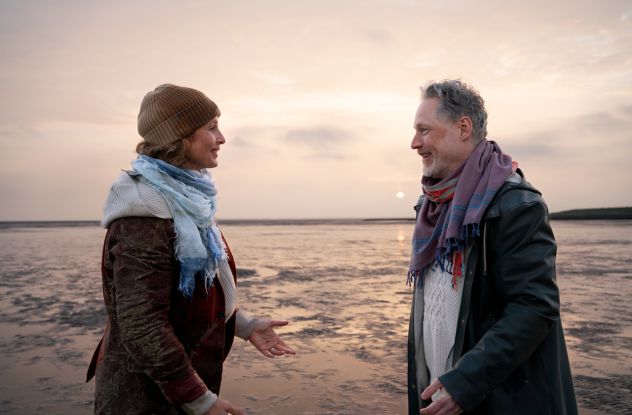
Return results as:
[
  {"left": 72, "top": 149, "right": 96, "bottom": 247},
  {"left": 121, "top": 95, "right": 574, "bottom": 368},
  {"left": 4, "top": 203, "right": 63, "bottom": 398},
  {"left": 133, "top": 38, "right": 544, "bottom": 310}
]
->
[{"left": 422, "top": 80, "right": 487, "bottom": 141}]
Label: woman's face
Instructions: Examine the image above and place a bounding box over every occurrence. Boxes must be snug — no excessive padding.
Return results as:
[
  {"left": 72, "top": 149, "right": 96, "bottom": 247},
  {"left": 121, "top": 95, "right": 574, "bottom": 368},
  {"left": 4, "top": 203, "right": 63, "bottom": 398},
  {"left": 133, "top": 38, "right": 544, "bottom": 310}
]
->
[{"left": 182, "top": 117, "right": 225, "bottom": 170}]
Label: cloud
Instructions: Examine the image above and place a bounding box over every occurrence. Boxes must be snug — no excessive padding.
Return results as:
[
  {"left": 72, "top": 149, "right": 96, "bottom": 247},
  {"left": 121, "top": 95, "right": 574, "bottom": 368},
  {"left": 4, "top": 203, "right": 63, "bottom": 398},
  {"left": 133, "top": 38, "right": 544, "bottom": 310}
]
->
[
  {"left": 576, "top": 108, "right": 632, "bottom": 130},
  {"left": 230, "top": 136, "right": 249, "bottom": 147},
  {"left": 281, "top": 126, "right": 356, "bottom": 160},
  {"left": 503, "top": 105, "right": 632, "bottom": 164},
  {"left": 0, "top": 124, "right": 42, "bottom": 140},
  {"left": 621, "top": 105, "right": 632, "bottom": 116},
  {"left": 303, "top": 153, "right": 350, "bottom": 161},
  {"left": 500, "top": 132, "right": 564, "bottom": 161},
  {"left": 283, "top": 127, "right": 354, "bottom": 150},
  {"left": 363, "top": 28, "right": 392, "bottom": 44}
]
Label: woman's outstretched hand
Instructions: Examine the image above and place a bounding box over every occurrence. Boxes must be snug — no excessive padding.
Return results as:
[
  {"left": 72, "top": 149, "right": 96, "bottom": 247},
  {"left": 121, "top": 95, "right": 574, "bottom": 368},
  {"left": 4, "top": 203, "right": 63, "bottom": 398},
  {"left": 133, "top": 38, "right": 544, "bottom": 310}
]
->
[
  {"left": 205, "top": 397, "right": 245, "bottom": 415},
  {"left": 248, "top": 319, "right": 296, "bottom": 358}
]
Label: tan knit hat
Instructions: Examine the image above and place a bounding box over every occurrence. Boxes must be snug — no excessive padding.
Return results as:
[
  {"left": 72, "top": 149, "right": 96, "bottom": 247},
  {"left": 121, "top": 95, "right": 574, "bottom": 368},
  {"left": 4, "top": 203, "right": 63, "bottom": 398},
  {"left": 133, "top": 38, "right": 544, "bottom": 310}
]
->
[{"left": 137, "top": 84, "right": 220, "bottom": 146}]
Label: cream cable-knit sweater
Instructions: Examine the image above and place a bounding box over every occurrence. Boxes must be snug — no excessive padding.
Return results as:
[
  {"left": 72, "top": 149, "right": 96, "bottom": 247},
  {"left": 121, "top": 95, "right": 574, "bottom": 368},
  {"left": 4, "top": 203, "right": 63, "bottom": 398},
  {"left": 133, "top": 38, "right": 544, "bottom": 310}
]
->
[
  {"left": 423, "top": 262, "right": 465, "bottom": 385},
  {"left": 414, "top": 260, "right": 465, "bottom": 402},
  {"left": 102, "top": 172, "right": 258, "bottom": 414}
]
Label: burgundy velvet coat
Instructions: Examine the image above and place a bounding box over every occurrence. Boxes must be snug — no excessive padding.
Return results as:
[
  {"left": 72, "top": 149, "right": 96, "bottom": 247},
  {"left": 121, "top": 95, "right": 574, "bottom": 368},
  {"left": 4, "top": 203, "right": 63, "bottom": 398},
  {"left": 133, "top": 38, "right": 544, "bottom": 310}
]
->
[{"left": 87, "top": 217, "right": 237, "bottom": 414}]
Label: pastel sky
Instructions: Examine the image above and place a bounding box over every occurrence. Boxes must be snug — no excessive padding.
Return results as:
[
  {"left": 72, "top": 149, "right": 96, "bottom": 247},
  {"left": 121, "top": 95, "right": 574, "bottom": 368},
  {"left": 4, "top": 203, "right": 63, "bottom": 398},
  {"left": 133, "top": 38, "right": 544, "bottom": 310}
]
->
[{"left": 1, "top": 0, "right": 631, "bottom": 220}]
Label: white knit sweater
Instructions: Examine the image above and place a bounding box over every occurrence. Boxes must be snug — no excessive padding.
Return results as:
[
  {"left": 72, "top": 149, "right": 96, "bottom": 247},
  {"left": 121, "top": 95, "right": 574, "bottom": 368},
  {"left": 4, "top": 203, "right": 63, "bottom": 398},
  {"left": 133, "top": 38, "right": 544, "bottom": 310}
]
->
[
  {"left": 423, "top": 262, "right": 465, "bottom": 386},
  {"left": 102, "top": 172, "right": 172, "bottom": 227},
  {"left": 413, "top": 259, "right": 465, "bottom": 402}
]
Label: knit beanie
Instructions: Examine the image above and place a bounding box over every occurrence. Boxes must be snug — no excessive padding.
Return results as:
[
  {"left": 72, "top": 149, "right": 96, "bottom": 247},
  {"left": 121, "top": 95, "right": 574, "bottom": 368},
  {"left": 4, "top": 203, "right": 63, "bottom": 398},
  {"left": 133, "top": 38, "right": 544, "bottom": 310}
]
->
[{"left": 137, "top": 84, "right": 220, "bottom": 146}]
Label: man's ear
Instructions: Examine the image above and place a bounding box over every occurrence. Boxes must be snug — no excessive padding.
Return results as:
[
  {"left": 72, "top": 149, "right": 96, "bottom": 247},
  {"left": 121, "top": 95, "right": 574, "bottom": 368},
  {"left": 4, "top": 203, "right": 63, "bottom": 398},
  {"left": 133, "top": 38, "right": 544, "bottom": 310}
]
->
[{"left": 458, "top": 116, "right": 473, "bottom": 141}]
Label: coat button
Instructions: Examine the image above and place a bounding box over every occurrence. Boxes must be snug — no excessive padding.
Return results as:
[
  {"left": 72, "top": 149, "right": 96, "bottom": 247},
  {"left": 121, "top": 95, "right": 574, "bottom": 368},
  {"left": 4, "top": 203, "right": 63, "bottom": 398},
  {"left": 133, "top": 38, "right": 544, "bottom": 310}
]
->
[{"left": 217, "top": 311, "right": 225, "bottom": 319}]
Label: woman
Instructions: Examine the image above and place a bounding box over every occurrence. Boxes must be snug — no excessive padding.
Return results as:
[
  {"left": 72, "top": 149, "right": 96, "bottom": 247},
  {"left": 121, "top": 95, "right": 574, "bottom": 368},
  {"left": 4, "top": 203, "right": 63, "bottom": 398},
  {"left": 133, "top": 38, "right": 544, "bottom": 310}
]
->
[{"left": 87, "top": 84, "right": 295, "bottom": 415}]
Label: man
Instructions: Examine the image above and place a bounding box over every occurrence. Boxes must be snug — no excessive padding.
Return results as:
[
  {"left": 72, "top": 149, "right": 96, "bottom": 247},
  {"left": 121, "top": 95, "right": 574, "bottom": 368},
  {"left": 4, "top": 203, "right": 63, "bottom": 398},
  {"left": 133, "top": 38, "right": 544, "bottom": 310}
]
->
[{"left": 407, "top": 80, "right": 577, "bottom": 414}]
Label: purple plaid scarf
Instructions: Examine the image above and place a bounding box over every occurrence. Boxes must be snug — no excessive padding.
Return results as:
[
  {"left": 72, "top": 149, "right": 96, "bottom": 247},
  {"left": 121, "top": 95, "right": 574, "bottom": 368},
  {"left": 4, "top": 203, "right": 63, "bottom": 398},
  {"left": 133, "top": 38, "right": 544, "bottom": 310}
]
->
[{"left": 408, "top": 140, "right": 514, "bottom": 287}]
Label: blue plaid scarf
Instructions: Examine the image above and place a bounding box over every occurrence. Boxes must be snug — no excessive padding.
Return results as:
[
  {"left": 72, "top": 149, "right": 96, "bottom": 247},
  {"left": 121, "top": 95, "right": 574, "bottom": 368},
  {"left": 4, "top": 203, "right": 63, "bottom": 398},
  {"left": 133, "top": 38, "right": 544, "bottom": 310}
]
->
[{"left": 130, "top": 155, "right": 226, "bottom": 297}]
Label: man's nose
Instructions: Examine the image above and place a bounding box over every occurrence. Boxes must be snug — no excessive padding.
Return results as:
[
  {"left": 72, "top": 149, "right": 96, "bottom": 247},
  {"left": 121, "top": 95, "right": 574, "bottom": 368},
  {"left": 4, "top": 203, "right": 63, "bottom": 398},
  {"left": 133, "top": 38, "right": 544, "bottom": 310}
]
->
[{"left": 411, "top": 132, "right": 422, "bottom": 150}]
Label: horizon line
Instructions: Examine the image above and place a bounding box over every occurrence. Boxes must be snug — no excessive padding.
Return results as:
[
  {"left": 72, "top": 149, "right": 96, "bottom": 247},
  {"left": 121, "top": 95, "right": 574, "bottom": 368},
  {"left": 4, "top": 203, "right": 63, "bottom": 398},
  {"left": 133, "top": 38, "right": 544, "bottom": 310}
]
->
[{"left": 1, "top": 206, "right": 631, "bottom": 224}]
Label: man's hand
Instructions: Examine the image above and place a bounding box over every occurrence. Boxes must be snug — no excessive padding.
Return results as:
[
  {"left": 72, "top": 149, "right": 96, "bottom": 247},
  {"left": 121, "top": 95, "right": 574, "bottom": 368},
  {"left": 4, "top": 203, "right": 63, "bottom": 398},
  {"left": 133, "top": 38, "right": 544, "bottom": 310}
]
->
[
  {"left": 204, "top": 398, "right": 245, "bottom": 415},
  {"left": 248, "top": 318, "right": 296, "bottom": 358},
  {"left": 420, "top": 380, "right": 463, "bottom": 415}
]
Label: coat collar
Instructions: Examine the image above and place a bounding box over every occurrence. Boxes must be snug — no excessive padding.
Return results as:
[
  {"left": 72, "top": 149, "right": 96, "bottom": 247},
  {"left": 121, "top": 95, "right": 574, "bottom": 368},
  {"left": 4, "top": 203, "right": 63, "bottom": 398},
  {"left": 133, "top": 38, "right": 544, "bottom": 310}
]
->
[{"left": 484, "top": 169, "right": 540, "bottom": 220}]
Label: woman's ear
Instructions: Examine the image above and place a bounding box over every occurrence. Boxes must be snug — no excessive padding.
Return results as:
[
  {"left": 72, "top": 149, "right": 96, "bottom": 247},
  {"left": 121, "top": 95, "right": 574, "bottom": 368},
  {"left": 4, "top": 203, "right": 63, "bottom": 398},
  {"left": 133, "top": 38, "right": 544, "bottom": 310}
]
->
[{"left": 181, "top": 135, "right": 191, "bottom": 150}]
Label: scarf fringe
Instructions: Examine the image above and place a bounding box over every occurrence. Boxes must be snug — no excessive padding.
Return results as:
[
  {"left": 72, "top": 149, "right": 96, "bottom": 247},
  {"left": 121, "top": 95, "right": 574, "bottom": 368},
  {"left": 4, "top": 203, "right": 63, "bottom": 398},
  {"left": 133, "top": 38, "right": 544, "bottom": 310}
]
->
[
  {"left": 179, "top": 258, "right": 210, "bottom": 297},
  {"left": 406, "top": 269, "right": 424, "bottom": 287},
  {"left": 408, "top": 222, "right": 477, "bottom": 289},
  {"left": 172, "top": 212, "right": 223, "bottom": 298}
]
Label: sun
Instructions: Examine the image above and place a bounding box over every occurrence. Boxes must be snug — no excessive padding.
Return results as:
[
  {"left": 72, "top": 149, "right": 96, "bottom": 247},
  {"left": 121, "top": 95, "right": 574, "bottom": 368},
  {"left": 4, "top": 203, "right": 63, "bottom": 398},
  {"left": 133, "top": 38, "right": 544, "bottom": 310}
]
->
[{"left": 396, "top": 192, "right": 405, "bottom": 199}]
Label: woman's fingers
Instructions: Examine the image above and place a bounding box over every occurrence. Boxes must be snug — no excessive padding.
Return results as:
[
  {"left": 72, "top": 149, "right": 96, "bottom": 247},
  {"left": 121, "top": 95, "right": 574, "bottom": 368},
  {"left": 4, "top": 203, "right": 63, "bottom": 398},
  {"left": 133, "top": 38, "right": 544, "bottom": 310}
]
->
[
  {"left": 227, "top": 403, "right": 245, "bottom": 415},
  {"left": 273, "top": 343, "right": 296, "bottom": 354}
]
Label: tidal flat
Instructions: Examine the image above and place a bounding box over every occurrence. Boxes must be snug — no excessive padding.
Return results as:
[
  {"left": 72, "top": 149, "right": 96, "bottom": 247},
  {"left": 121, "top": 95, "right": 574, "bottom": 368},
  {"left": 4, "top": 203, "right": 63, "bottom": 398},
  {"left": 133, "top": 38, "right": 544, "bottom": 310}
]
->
[{"left": 0, "top": 220, "right": 630, "bottom": 414}]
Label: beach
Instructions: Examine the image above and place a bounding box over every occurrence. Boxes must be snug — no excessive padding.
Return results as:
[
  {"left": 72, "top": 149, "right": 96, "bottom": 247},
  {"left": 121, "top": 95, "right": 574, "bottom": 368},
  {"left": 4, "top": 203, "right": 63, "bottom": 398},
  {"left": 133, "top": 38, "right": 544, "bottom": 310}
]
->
[{"left": 0, "top": 220, "right": 631, "bottom": 414}]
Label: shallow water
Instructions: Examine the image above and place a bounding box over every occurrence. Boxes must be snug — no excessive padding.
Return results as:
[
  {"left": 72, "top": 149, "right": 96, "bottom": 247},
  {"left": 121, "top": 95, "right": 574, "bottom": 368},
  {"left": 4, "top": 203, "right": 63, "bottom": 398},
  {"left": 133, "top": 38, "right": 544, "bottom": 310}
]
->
[{"left": 0, "top": 220, "right": 630, "bottom": 414}]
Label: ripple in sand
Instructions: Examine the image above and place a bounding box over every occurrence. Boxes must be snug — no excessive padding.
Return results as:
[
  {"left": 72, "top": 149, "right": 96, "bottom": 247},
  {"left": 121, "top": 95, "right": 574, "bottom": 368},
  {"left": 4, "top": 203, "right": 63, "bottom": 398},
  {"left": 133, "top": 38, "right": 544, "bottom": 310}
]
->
[{"left": 574, "top": 374, "right": 632, "bottom": 413}]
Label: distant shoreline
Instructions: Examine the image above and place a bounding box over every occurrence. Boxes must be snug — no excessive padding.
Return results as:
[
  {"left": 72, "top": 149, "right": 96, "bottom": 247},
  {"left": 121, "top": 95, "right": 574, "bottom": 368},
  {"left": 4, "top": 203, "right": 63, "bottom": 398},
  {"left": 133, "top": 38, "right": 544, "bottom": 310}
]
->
[
  {"left": 0, "top": 220, "right": 101, "bottom": 229},
  {"left": 549, "top": 207, "right": 632, "bottom": 220},
  {"left": 1, "top": 207, "right": 631, "bottom": 228},
  {"left": 363, "top": 207, "right": 632, "bottom": 221}
]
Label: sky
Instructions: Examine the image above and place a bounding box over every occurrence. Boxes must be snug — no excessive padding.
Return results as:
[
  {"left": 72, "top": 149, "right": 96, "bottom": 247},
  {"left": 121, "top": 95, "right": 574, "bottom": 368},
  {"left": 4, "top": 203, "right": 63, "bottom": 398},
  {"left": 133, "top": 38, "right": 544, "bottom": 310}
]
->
[{"left": 1, "top": 0, "right": 631, "bottom": 220}]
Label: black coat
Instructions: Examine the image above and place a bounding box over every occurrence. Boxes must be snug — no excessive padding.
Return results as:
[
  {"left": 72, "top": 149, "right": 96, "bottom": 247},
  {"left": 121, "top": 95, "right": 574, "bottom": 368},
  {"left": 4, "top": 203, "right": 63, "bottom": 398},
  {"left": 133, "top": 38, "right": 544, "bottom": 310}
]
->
[{"left": 408, "top": 171, "right": 578, "bottom": 414}]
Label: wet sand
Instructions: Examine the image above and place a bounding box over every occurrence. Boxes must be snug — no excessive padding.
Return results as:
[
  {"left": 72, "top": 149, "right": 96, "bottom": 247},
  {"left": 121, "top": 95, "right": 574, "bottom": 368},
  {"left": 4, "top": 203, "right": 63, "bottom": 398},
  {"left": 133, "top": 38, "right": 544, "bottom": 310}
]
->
[
  {"left": 553, "top": 221, "right": 632, "bottom": 414},
  {"left": 0, "top": 220, "right": 631, "bottom": 414}
]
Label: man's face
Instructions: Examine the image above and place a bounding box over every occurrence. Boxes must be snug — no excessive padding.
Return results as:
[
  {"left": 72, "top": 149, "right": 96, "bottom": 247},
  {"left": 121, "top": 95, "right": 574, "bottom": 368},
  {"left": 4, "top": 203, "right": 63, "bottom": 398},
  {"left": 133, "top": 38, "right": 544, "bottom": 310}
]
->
[{"left": 411, "top": 98, "right": 469, "bottom": 179}]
